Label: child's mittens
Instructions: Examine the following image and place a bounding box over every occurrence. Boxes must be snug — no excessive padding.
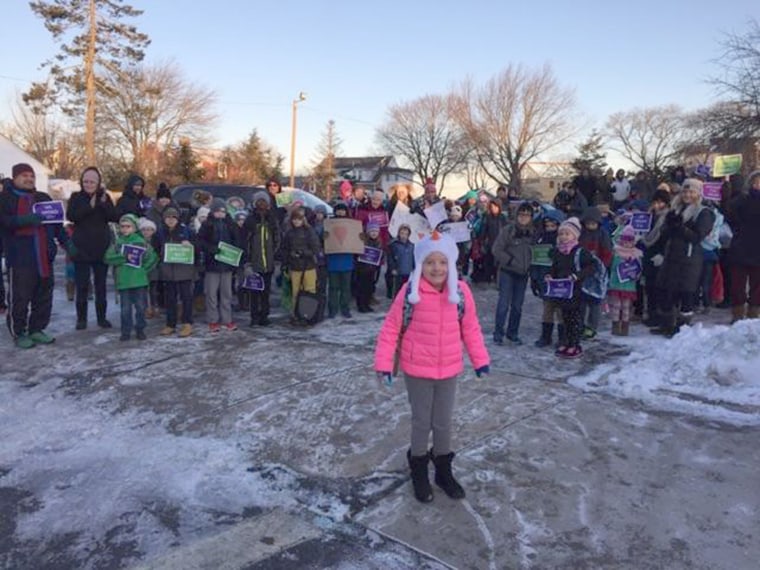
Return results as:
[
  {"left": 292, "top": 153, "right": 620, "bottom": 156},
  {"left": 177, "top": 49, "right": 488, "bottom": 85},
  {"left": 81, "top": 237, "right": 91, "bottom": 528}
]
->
[
  {"left": 475, "top": 365, "right": 490, "bottom": 379},
  {"left": 375, "top": 371, "right": 393, "bottom": 388}
]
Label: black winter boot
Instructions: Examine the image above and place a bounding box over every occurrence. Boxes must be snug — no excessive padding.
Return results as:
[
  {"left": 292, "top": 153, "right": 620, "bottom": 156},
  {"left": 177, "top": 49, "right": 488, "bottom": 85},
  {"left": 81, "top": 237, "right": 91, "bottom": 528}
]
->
[
  {"left": 431, "top": 450, "right": 465, "bottom": 499},
  {"left": 96, "top": 302, "right": 112, "bottom": 328},
  {"left": 406, "top": 449, "right": 433, "bottom": 503},
  {"left": 534, "top": 322, "right": 554, "bottom": 347},
  {"left": 76, "top": 301, "right": 87, "bottom": 330}
]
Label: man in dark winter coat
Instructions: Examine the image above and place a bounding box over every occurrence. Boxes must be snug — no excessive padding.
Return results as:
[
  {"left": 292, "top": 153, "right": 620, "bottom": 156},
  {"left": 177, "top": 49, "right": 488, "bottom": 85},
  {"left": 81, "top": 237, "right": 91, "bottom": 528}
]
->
[
  {"left": 726, "top": 170, "right": 760, "bottom": 322},
  {"left": 0, "top": 164, "right": 69, "bottom": 348},
  {"left": 243, "top": 191, "right": 281, "bottom": 326},
  {"left": 145, "top": 182, "right": 177, "bottom": 228},
  {"left": 116, "top": 174, "right": 149, "bottom": 218},
  {"left": 573, "top": 169, "right": 600, "bottom": 206}
]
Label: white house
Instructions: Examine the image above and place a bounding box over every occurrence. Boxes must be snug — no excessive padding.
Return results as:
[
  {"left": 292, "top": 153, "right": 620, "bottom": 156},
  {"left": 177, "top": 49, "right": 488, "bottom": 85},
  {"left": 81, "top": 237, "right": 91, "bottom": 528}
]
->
[
  {"left": 332, "top": 156, "right": 416, "bottom": 193},
  {"left": 0, "top": 134, "right": 50, "bottom": 192}
]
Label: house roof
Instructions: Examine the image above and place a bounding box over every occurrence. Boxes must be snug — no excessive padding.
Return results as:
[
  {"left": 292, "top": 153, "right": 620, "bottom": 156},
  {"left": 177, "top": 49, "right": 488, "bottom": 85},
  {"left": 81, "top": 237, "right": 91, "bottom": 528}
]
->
[{"left": 333, "top": 156, "right": 394, "bottom": 170}]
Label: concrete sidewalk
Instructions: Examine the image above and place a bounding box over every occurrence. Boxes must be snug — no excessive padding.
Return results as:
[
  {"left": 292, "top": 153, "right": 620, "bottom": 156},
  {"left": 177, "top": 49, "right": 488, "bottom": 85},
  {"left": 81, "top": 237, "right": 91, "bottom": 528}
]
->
[{"left": 1, "top": 279, "right": 758, "bottom": 569}]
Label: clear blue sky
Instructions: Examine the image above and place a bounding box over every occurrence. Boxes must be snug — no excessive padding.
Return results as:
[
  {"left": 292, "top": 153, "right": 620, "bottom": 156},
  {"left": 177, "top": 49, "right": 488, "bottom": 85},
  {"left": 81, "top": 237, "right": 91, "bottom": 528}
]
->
[{"left": 1, "top": 0, "right": 757, "bottom": 174}]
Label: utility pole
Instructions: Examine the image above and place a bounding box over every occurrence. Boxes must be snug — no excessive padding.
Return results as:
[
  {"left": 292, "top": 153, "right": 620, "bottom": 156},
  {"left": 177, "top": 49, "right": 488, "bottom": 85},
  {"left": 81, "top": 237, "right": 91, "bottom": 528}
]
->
[
  {"left": 326, "top": 119, "right": 335, "bottom": 201},
  {"left": 84, "top": 0, "right": 97, "bottom": 164},
  {"left": 289, "top": 91, "right": 306, "bottom": 188}
]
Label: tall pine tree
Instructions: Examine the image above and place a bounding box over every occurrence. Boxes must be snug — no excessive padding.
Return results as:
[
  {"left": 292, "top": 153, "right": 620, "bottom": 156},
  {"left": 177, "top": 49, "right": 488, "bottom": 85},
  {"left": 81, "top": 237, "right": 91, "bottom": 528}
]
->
[
  {"left": 25, "top": 0, "right": 150, "bottom": 163},
  {"left": 570, "top": 129, "right": 608, "bottom": 176}
]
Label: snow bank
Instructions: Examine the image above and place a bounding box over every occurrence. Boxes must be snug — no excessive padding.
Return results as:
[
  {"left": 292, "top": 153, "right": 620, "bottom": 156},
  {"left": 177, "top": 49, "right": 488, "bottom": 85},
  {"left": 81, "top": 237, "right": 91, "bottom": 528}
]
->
[{"left": 569, "top": 320, "right": 760, "bottom": 425}]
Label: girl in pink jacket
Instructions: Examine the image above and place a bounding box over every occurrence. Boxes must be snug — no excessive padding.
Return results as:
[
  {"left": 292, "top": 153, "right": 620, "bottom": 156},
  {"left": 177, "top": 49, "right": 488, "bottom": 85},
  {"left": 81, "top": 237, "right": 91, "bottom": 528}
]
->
[{"left": 374, "top": 232, "right": 490, "bottom": 503}]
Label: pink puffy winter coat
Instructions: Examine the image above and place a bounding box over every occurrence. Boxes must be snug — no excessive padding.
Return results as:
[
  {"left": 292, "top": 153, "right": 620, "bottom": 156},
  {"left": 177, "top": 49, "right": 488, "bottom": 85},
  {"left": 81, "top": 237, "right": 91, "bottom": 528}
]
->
[{"left": 374, "top": 279, "right": 490, "bottom": 380}]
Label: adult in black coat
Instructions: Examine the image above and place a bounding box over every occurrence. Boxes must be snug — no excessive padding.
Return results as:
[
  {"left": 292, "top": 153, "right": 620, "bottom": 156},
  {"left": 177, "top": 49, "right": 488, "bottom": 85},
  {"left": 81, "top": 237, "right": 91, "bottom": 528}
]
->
[
  {"left": 653, "top": 179, "right": 715, "bottom": 336},
  {"left": 573, "top": 170, "right": 600, "bottom": 206},
  {"left": 66, "top": 166, "right": 119, "bottom": 329},
  {"left": 115, "top": 174, "right": 148, "bottom": 218},
  {"left": 726, "top": 170, "right": 760, "bottom": 321}
]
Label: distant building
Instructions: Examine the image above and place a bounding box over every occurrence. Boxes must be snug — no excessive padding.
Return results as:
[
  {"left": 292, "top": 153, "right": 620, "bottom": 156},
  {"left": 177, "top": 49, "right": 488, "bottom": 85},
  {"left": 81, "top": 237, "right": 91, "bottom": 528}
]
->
[
  {"left": 520, "top": 161, "right": 574, "bottom": 202},
  {"left": 331, "top": 156, "right": 416, "bottom": 193},
  {"left": 0, "top": 134, "right": 51, "bottom": 192}
]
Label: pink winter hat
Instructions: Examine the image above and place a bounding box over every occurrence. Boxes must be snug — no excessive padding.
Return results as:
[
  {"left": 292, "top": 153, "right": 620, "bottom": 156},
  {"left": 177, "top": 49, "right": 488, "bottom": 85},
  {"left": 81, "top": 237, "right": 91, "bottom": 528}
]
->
[{"left": 559, "top": 217, "right": 582, "bottom": 240}]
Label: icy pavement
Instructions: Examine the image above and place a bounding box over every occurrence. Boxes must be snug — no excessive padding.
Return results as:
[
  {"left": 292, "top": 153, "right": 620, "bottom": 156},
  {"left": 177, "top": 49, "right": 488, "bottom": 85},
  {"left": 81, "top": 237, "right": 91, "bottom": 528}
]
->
[{"left": 1, "top": 265, "right": 759, "bottom": 569}]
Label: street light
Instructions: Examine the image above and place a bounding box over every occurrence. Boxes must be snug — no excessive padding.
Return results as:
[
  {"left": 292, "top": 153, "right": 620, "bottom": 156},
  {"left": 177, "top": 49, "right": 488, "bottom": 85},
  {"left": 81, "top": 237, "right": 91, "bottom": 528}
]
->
[{"left": 289, "top": 91, "right": 307, "bottom": 188}]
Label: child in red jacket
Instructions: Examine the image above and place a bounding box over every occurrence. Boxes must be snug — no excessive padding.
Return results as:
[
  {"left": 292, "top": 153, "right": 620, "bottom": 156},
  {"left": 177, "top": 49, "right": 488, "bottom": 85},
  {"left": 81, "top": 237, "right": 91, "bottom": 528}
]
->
[{"left": 374, "top": 232, "right": 490, "bottom": 503}]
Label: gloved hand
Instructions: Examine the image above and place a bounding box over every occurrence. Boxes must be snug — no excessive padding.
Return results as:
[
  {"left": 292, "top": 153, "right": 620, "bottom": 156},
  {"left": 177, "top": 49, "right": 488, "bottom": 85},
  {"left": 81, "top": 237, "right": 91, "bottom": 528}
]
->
[
  {"left": 530, "top": 279, "right": 542, "bottom": 297},
  {"left": 243, "top": 264, "right": 254, "bottom": 277},
  {"left": 17, "top": 213, "right": 43, "bottom": 226},
  {"left": 666, "top": 211, "right": 683, "bottom": 228},
  {"left": 376, "top": 371, "right": 393, "bottom": 387},
  {"left": 652, "top": 254, "right": 665, "bottom": 267},
  {"left": 475, "top": 365, "right": 490, "bottom": 378}
]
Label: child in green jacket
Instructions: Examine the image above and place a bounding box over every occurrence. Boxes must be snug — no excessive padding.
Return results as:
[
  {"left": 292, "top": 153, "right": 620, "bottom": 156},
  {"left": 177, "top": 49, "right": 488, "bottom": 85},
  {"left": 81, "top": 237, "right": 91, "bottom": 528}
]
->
[{"left": 104, "top": 214, "right": 158, "bottom": 341}]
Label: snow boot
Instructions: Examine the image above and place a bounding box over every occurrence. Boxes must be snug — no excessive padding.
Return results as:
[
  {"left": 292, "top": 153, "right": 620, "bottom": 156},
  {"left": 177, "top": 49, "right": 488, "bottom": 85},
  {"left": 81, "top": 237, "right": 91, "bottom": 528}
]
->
[
  {"left": 431, "top": 450, "right": 465, "bottom": 500},
  {"left": 96, "top": 302, "right": 112, "bottom": 328},
  {"left": 620, "top": 321, "right": 630, "bottom": 336},
  {"left": 555, "top": 324, "right": 566, "bottom": 348},
  {"left": 66, "top": 281, "right": 76, "bottom": 302},
  {"left": 75, "top": 301, "right": 88, "bottom": 330},
  {"left": 611, "top": 321, "right": 622, "bottom": 336},
  {"left": 748, "top": 306, "right": 760, "bottom": 319},
  {"left": 731, "top": 305, "right": 746, "bottom": 324},
  {"left": 534, "top": 323, "right": 553, "bottom": 347},
  {"left": 407, "top": 449, "right": 433, "bottom": 503}
]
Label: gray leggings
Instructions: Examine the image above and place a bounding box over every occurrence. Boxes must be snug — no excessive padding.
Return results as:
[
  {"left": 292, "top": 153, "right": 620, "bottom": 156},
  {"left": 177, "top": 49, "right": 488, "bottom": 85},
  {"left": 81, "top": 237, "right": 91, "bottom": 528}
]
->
[{"left": 404, "top": 375, "right": 457, "bottom": 456}]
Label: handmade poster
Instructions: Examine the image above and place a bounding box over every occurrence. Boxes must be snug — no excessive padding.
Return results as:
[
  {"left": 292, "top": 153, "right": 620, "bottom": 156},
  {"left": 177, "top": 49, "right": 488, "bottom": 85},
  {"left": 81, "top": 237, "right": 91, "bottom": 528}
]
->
[
  {"left": 163, "top": 243, "right": 194, "bottom": 265},
  {"left": 32, "top": 201, "right": 64, "bottom": 224},
  {"left": 545, "top": 278, "right": 574, "bottom": 299},
  {"left": 423, "top": 200, "right": 448, "bottom": 229},
  {"left": 121, "top": 244, "right": 146, "bottom": 268},
  {"left": 241, "top": 272, "right": 265, "bottom": 291},
  {"left": 139, "top": 197, "right": 152, "bottom": 212},
  {"left": 358, "top": 245, "right": 383, "bottom": 266},
  {"left": 406, "top": 213, "right": 432, "bottom": 244},
  {"left": 465, "top": 208, "right": 478, "bottom": 225},
  {"left": 324, "top": 218, "right": 365, "bottom": 254},
  {"left": 367, "top": 210, "right": 389, "bottom": 228},
  {"left": 711, "top": 154, "right": 742, "bottom": 177},
  {"left": 214, "top": 241, "right": 243, "bottom": 266},
  {"left": 531, "top": 245, "right": 553, "bottom": 267},
  {"left": 702, "top": 182, "right": 723, "bottom": 202},
  {"left": 630, "top": 212, "right": 652, "bottom": 232},
  {"left": 695, "top": 163, "right": 711, "bottom": 178},
  {"left": 388, "top": 201, "right": 410, "bottom": 238},
  {"left": 275, "top": 192, "right": 293, "bottom": 207},
  {"left": 616, "top": 258, "right": 642, "bottom": 283},
  {"left": 439, "top": 221, "right": 471, "bottom": 243}
]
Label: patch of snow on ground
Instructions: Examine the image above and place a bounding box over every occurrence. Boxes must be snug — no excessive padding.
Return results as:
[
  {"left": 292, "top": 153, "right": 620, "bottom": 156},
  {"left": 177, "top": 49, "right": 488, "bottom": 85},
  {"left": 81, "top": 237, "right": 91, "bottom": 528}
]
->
[{"left": 569, "top": 320, "right": 760, "bottom": 425}]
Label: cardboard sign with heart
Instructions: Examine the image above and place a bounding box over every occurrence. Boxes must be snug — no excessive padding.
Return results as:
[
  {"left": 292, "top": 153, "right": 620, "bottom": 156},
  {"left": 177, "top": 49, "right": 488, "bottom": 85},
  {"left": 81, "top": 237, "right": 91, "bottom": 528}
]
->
[{"left": 324, "top": 218, "right": 365, "bottom": 254}]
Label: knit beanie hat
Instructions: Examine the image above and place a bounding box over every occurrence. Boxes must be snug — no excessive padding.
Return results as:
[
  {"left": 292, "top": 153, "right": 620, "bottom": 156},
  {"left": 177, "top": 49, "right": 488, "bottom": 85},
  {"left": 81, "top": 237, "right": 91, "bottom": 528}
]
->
[
  {"left": 138, "top": 217, "right": 156, "bottom": 232},
  {"left": 162, "top": 207, "right": 179, "bottom": 220},
  {"left": 618, "top": 224, "right": 636, "bottom": 245},
  {"left": 366, "top": 220, "right": 380, "bottom": 233},
  {"left": 559, "top": 217, "right": 582, "bottom": 240},
  {"left": 12, "top": 163, "right": 34, "bottom": 179},
  {"left": 407, "top": 231, "right": 460, "bottom": 305},
  {"left": 120, "top": 214, "right": 139, "bottom": 230},
  {"left": 210, "top": 198, "right": 227, "bottom": 213},
  {"left": 333, "top": 201, "right": 348, "bottom": 215},
  {"left": 252, "top": 190, "right": 271, "bottom": 207},
  {"left": 682, "top": 178, "right": 704, "bottom": 194},
  {"left": 517, "top": 202, "right": 534, "bottom": 216},
  {"left": 156, "top": 183, "right": 171, "bottom": 200}
]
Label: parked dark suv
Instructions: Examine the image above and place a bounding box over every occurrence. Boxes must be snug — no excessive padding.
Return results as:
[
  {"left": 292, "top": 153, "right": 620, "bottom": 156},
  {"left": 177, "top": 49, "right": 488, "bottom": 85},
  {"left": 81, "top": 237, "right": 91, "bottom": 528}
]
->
[{"left": 171, "top": 183, "right": 333, "bottom": 221}]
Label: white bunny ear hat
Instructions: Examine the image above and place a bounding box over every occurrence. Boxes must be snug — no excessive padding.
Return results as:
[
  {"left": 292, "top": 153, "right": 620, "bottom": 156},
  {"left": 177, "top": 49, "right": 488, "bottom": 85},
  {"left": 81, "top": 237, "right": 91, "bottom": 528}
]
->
[{"left": 407, "top": 231, "right": 460, "bottom": 305}]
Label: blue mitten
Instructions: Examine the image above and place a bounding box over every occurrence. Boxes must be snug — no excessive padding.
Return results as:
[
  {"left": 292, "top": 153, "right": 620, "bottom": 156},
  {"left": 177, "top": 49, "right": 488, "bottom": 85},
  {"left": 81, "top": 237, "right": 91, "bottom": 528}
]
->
[
  {"left": 475, "top": 365, "right": 490, "bottom": 378},
  {"left": 376, "top": 371, "right": 393, "bottom": 387}
]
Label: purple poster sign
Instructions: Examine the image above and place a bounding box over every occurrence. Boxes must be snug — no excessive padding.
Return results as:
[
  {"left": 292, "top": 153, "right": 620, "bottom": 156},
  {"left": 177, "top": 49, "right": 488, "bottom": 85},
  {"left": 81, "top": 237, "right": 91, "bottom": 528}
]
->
[
  {"left": 241, "top": 272, "right": 265, "bottom": 291},
  {"left": 630, "top": 212, "right": 652, "bottom": 232},
  {"left": 139, "top": 197, "right": 153, "bottom": 212},
  {"left": 695, "top": 163, "right": 711, "bottom": 178},
  {"left": 367, "top": 211, "right": 389, "bottom": 228},
  {"left": 545, "top": 278, "right": 574, "bottom": 299},
  {"left": 358, "top": 246, "right": 383, "bottom": 266},
  {"left": 616, "top": 258, "right": 642, "bottom": 283},
  {"left": 702, "top": 182, "right": 723, "bottom": 202},
  {"left": 465, "top": 208, "right": 478, "bottom": 225},
  {"left": 32, "top": 201, "right": 64, "bottom": 224},
  {"left": 121, "top": 244, "right": 146, "bottom": 268}
]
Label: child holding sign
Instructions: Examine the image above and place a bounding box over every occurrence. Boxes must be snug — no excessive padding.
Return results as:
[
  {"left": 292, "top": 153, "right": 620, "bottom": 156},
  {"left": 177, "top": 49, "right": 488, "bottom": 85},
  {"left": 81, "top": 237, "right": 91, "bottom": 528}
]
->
[
  {"left": 104, "top": 214, "right": 159, "bottom": 341},
  {"left": 198, "top": 199, "right": 242, "bottom": 332},
  {"left": 546, "top": 217, "right": 595, "bottom": 358},
  {"left": 355, "top": 221, "right": 383, "bottom": 312},
  {"left": 608, "top": 225, "right": 642, "bottom": 336},
  {"left": 157, "top": 208, "right": 196, "bottom": 337}
]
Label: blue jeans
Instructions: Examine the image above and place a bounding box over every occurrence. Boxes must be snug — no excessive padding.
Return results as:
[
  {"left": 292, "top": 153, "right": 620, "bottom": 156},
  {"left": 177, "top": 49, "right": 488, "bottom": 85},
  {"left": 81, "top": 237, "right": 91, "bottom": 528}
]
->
[
  {"left": 120, "top": 287, "right": 147, "bottom": 336},
  {"left": 494, "top": 270, "right": 528, "bottom": 341}
]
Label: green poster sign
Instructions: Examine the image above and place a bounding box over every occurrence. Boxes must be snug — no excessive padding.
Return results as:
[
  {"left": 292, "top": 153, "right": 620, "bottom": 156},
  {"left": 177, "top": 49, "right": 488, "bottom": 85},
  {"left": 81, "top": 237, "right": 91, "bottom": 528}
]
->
[
  {"left": 275, "top": 192, "right": 293, "bottom": 207},
  {"left": 712, "top": 154, "right": 742, "bottom": 177},
  {"left": 163, "top": 243, "right": 195, "bottom": 265},
  {"left": 214, "top": 241, "right": 243, "bottom": 267},
  {"left": 531, "top": 244, "right": 553, "bottom": 267}
]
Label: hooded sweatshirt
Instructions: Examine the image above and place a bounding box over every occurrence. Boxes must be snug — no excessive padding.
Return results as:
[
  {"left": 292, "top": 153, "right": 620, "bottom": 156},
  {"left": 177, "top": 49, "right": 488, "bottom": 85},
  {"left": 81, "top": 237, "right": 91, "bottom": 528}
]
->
[{"left": 116, "top": 175, "right": 148, "bottom": 218}]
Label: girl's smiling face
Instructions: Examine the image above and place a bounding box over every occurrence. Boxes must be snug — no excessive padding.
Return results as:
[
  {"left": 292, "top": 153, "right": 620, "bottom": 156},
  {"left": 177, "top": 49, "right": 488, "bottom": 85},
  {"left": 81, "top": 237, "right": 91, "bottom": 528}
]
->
[
  {"left": 558, "top": 227, "right": 575, "bottom": 244},
  {"left": 422, "top": 252, "right": 448, "bottom": 290}
]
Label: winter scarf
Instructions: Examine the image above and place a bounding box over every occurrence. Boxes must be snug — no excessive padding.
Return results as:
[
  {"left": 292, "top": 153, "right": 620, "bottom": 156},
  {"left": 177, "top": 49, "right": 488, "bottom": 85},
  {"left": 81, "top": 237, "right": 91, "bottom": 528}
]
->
[
  {"left": 12, "top": 187, "right": 51, "bottom": 278},
  {"left": 557, "top": 238, "right": 578, "bottom": 255}
]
